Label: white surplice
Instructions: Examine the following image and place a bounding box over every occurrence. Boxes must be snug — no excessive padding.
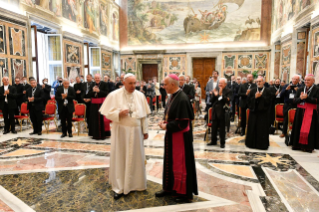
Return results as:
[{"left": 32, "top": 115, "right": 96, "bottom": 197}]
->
[{"left": 99, "top": 87, "right": 151, "bottom": 194}]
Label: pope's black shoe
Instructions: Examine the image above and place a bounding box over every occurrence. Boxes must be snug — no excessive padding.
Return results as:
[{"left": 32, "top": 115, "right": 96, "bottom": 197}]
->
[
  {"left": 114, "top": 192, "right": 124, "bottom": 200},
  {"left": 155, "top": 190, "right": 171, "bottom": 197}
]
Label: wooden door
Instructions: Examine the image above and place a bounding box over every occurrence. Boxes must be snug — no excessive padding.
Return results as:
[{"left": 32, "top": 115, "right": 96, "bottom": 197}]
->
[
  {"left": 142, "top": 64, "right": 158, "bottom": 82},
  {"left": 193, "top": 58, "right": 215, "bottom": 99}
]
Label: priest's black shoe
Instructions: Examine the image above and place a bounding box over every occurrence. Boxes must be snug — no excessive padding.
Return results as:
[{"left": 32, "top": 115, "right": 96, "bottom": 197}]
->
[
  {"left": 240, "top": 132, "right": 245, "bottom": 136},
  {"left": 3, "top": 130, "right": 9, "bottom": 134},
  {"left": 29, "top": 132, "right": 37, "bottom": 135},
  {"left": 174, "top": 197, "right": 191, "bottom": 203},
  {"left": 155, "top": 190, "right": 171, "bottom": 197},
  {"left": 11, "top": 131, "right": 17, "bottom": 134},
  {"left": 207, "top": 142, "right": 216, "bottom": 146},
  {"left": 69, "top": 134, "right": 73, "bottom": 138},
  {"left": 61, "top": 134, "right": 67, "bottom": 138},
  {"left": 38, "top": 132, "right": 42, "bottom": 135},
  {"left": 114, "top": 193, "right": 123, "bottom": 200},
  {"left": 220, "top": 144, "right": 225, "bottom": 148}
]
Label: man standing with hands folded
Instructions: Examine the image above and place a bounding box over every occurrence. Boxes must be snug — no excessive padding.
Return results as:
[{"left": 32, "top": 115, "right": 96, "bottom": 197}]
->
[{"left": 27, "top": 78, "right": 44, "bottom": 135}]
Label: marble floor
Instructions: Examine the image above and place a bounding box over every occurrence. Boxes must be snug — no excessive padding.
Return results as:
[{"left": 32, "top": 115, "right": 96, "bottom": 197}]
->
[{"left": 0, "top": 112, "right": 319, "bottom": 212}]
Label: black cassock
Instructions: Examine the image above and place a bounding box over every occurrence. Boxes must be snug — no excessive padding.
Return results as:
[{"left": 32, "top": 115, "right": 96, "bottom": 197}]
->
[
  {"left": 291, "top": 86, "right": 319, "bottom": 151},
  {"left": 245, "top": 87, "right": 271, "bottom": 150},
  {"left": 88, "top": 81, "right": 109, "bottom": 139},
  {"left": 163, "top": 90, "right": 198, "bottom": 199}
]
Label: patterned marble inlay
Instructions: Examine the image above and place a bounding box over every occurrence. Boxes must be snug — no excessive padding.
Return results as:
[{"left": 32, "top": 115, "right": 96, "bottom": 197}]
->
[
  {"left": 0, "top": 168, "right": 206, "bottom": 211},
  {"left": 184, "top": 204, "right": 252, "bottom": 212},
  {"left": 210, "top": 163, "right": 256, "bottom": 179},
  {"left": 197, "top": 169, "right": 252, "bottom": 208},
  {"left": 30, "top": 140, "right": 111, "bottom": 152},
  {"left": 0, "top": 153, "right": 109, "bottom": 173},
  {"left": 227, "top": 137, "right": 280, "bottom": 147},
  {"left": 265, "top": 168, "right": 319, "bottom": 211},
  {"left": 0, "top": 198, "right": 14, "bottom": 212},
  {"left": 0, "top": 149, "right": 46, "bottom": 157}
]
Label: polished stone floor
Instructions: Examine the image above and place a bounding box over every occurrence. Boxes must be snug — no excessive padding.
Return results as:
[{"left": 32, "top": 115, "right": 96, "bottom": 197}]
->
[{"left": 0, "top": 111, "right": 319, "bottom": 212}]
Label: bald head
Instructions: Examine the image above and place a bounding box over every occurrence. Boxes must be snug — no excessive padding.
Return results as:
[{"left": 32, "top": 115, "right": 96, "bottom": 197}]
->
[
  {"left": 2, "top": 77, "right": 9, "bottom": 86},
  {"left": 164, "top": 76, "right": 179, "bottom": 94},
  {"left": 305, "top": 75, "right": 315, "bottom": 87},
  {"left": 94, "top": 73, "right": 101, "bottom": 84},
  {"left": 292, "top": 75, "right": 300, "bottom": 85}
]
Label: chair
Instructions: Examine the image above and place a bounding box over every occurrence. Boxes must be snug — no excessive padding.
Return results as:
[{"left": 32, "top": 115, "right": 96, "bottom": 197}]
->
[
  {"left": 245, "top": 109, "right": 250, "bottom": 136},
  {"left": 73, "top": 100, "right": 78, "bottom": 117},
  {"left": 0, "top": 109, "right": 4, "bottom": 127},
  {"left": 72, "top": 104, "right": 87, "bottom": 136},
  {"left": 14, "top": 102, "right": 32, "bottom": 132},
  {"left": 152, "top": 97, "right": 157, "bottom": 111},
  {"left": 274, "top": 104, "right": 284, "bottom": 133},
  {"left": 287, "top": 109, "right": 296, "bottom": 135},
  {"left": 158, "top": 95, "right": 162, "bottom": 109},
  {"left": 42, "top": 103, "right": 58, "bottom": 133},
  {"left": 205, "top": 107, "right": 213, "bottom": 142}
]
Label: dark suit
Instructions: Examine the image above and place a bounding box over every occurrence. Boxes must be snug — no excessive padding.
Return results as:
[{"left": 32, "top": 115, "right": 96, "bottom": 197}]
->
[
  {"left": 26, "top": 87, "right": 44, "bottom": 134},
  {"left": 182, "top": 84, "right": 195, "bottom": 102},
  {"left": 280, "top": 83, "right": 302, "bottom": 135},
  {"left": 0, "top": 85, "right": 17, "bottom": 132},
  {"left": 83, "top": 81, "right": 94, "bottom": 127},
  {"left": 238, "top": 83, "right": 257, "bottom": 134},
  {"left": 74, "top": 82, "right": 85, "bottom": 103},
  {"left": 105, "top": 81, "right": 115, "bottom": 93},
  {"left": 210, "top": 87, "right": 232, "bottom": 146},
  {"left": 228, "top": 81, "right": 239, "bottom": 120},
  {"left": 160, "top": 84, "right": 167, "bottom": 108},
  {"left": 42, "top": 84, "right": 51, "bottom": 108},
  {"left": 55, "top": 86, "right": 75, "bottom": 135}
]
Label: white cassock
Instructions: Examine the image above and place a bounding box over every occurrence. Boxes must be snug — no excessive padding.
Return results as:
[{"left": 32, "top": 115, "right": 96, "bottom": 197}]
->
[{"left": 99, "top": 87, "right": 151, "bottom": 194}]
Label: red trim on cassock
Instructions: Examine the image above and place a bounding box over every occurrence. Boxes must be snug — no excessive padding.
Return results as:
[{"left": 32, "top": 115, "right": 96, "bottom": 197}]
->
[
  {"left": 91, "top": 98, "right": 105, "bottom": 104},
  {"left": 172, "top": 122, "right": 190, "bottom": 195},
  {"left": 297, "top": 102, "right": 317, "bottom": 145}
]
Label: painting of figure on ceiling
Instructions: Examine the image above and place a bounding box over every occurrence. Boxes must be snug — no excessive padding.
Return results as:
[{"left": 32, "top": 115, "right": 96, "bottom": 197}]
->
[
  {"left": 127, "top": 0, "right": 261, "bottom": 45},
  {"left": 100, "top": 2, "right": 108, "bottom": 36},
  {"left": 84, "top": 0, "right": 98, "bottom": 33}
]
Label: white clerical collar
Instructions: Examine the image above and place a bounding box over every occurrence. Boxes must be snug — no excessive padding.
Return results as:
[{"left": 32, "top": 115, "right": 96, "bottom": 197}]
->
[
  {"left": 4, "top": 85, "right": 9, "bottom": 90},
  {"left": 124, "top": 87, "right": 134, "bottom": 95}
]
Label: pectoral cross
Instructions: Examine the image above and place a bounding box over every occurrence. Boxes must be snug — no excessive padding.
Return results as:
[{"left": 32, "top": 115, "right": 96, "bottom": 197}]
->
[{"left": 128, "top": 109, "right": 133, "bottom": 117}]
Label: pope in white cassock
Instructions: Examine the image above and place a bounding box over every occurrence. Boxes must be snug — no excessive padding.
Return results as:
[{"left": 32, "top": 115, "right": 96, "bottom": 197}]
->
[{"left": 99, "top": 73, "right": 151, "bottom": 199}]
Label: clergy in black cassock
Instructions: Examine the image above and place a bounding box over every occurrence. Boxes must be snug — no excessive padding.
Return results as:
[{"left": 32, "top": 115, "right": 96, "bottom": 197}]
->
[
  {"left": 245, "top": 76, "right": 271, "bottom": 150},
  {"left": 87, "top": 74, "right": 109, "bottom": 139},
  {"left": 157, "top": 74, "right": 198, "bottom": 203},
  {"left": 291, "top": 74, "right": 319, "bottom": 153}
]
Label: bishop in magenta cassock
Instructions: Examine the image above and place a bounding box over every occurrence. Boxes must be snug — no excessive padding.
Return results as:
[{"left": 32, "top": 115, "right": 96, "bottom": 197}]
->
[
  {"left": 99, "top": 74, "right": 150, "bottom": 199},
  {"left": 157, "top": 74, "right": 198, "bottom": 203},
  {"left": 291, "top": 74, "right": 319, "bottom": 153}
]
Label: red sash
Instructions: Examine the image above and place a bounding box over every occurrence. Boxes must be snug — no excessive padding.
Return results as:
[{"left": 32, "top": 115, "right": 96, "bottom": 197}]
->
[
  {"left": 91, "top": 98, "right": 110, "bottom": 131},
  {"left": 172, "top": 123, "right": 190, "bottom": 195},
  {"left": 297, "top": 102, "right": 317, "bottom": 145}
]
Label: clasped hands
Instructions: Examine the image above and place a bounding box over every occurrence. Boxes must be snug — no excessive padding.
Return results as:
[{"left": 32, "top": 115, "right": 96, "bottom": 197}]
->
[
  {"left": 300, "top": 92, "right": 308, "bottom": 100},
  {"left": 83, "top": 98, "right": 91, "bottom": 103},
  {"left": 76, "top": 90, "right": 81, "bottom": 94},
  {"left": 93, "top": 86, "right": 100, "bottom": 93},
  {"left": 4, "top": 90, "right": 9, "bottom": 95},
  {"left": 213, "top": 88, "right": 223, "bottom": 96},
  {"left": 158, "top": 120, "right": 167, "bottom": 130},
  {"left": 61, "top": 93, "right": 68, "bottom": 99},
  {"left": 28, "top": 97, "right": 34, "bottom": 102}
]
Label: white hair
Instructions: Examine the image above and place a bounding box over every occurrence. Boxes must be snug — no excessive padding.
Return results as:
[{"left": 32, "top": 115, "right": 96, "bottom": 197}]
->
[
  {"left": 257, "top": 76, "right": 265, "bottom": 82},
  {"left": 124, "top": 73, "right": 135, "bottom": 80},
  {"left": 236, "top": 76, "right": 241, "bottom": 80},
  {"left": 292, "top": 74, "right": 301, "bottom": 80},
  {"left": 63, "top": 78, "right": 69, "bottom": 82},
  {"left": 305, "top": 75, "right": 315, "bottom": 80},
  {"left": 219, "top": 78, "right": 227, "bottom": 84},
  {"left": 179, "top": 75, "right": 186, "bottom": 80},
  {"left": 242, "top": 77, "right": 247, "bottom": 82}
]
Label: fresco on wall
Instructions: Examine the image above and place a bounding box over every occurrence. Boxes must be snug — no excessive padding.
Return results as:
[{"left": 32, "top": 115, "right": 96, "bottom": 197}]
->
[
  {"left": 0, "top": 58, "right": 8, "bottom": 84},
  {"left": 11, "top": 59, "right": 26, "bottom": 82},
  {"left": 66, "top": 44, "right": 80, "bottom": 64},
  {"left": 9, "top": 28, "right": 25, "bottom": 57},
  {"left": 274, "top": 52, "right": 280, "bottom": 78},
  {"left": 0, "top": 25, "right": 5, "bottom": 54},
  {"left": 296, "top": 41, "right": 305, "bottom": 75},
  {"left": 313, "top": 61, "right": 319, "bottom": 83},
  {"left": 238, "top": 55, "right": 252, "bottom": 69},
  {"left": 272, "top": 0, "right": 315, "bottom": 32},
  {"left": 255, "top": 54, "right": 267, "bottom": 69},
  {"left": 102, "top": 53, "right": 112, "bottom": 69},
  {"left": 84, "top": 0, "right": 99, "bottom": 33},
  {"left": 112, "top": 12, "right": 119, "bottom": 41},
  {"left": 224, "top": 55, "right": 235, "bottom": 69},
  {"left": 100, "top": 2, "right": 108, "bottom": 36},
  {"left": 282, "top": 45, "right": 291, "bottom": 65},
  {"left": 281, "top": 66, "right": 290, "bottom": 83},
  {"left": 62, "top": 0, "right": 79, "bottom": 22},
  {"left": 67, "top": 66, "right": 80, "bottom": 81},
  {"left": 313, "top": 31, "right": 319, "bottom": 58},
  {"left": 21, "top": 0, "right": 62, "bottom": 16},
  {"left": 127, "top": 0, "right": 261, "bottom": 45}
]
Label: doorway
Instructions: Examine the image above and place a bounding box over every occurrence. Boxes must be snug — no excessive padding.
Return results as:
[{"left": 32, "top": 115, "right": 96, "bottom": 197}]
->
[
  {"left": 142, "top": 64, "right": 158, "bottom": 82},
  {"left": 193, "top": 58, "right": 215, "bottom": 99}
]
